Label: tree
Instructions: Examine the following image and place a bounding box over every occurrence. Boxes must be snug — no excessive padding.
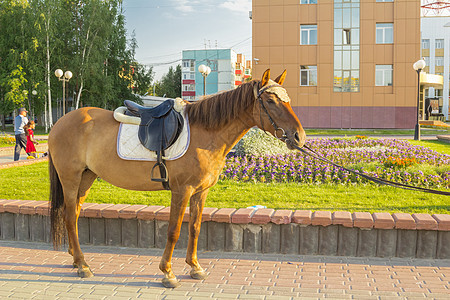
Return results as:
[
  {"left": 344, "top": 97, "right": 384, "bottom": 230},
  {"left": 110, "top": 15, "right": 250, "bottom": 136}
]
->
[{"left": 157, "top": 65, "right": 181, "bottom": 98}]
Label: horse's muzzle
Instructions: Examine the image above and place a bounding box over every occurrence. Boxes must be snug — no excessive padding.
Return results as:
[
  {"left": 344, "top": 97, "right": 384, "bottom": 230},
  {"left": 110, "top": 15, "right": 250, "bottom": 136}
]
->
[{"left": 285, "top": 131, "right": 306, "bottom": 150}]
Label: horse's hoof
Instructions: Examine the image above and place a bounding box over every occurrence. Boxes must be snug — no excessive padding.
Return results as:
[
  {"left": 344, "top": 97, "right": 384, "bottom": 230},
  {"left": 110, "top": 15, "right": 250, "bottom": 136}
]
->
[
  {"left": 78, "top": 267, "right": 94, "bottom": 278},
  {"left": 72, "top": 262, "right": 78, "bottom": 268},
  {"left": 162, "top": 277, "right": 181, "bottom": 288},
  {"left": 190, "top": 269, "right": 208, "bottom": 280}
]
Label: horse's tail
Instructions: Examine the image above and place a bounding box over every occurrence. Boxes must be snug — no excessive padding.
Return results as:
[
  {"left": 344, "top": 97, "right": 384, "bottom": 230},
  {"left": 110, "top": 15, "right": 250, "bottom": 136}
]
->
[{"left": 49, "top": 152, "right": 65, "bottom": 250}]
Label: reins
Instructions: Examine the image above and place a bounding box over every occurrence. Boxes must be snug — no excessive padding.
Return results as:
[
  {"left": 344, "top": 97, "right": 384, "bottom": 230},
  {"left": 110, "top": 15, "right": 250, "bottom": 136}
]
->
[{"left": 255, "top": 82, "right": 450, "bottom": 196}]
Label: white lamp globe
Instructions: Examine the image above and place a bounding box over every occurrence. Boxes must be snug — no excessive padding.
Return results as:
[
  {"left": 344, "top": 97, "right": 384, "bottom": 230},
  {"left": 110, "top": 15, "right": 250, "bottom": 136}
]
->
[
  {"left": 205, "top": 66, "right": 211, "bottom": 75},
  {"left": 55, "top": 69, "right": 63, "bottom": 78},
  {"left": 198, "top": 64, "right": 207, "bottom": 74},
  {"left": 64, "top": 71, "right": 73, "bottom": 80},
  {"left": 413, "top": 59, "right": 426, "bottom": 71},
  {"left": 32, "top": 90, "right": 37, "bottom": 96}
]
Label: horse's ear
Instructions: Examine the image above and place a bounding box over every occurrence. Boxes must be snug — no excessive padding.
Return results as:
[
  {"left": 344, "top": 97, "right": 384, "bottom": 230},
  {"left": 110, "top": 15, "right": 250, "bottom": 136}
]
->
[
  {"left": 261, "top": 69, "right": 270, "bottom": 86},
  {"left": 274, "top": 69, "right": 287, "bottom": 85}
]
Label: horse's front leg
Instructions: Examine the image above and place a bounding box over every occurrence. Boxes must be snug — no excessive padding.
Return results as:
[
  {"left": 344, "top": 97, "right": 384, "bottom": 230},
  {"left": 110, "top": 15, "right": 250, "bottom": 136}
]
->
[
  {"left": 186, "top": 189, "right": 209, "bottom": 280},
  {"left": 159, "top": 187, "right": 193, "bottom": 288}
]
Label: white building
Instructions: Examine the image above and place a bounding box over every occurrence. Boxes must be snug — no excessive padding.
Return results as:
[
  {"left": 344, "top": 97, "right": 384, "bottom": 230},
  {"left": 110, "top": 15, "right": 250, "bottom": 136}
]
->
[{"left": 421, "top": 16, "right": 450, "bottom": 120}]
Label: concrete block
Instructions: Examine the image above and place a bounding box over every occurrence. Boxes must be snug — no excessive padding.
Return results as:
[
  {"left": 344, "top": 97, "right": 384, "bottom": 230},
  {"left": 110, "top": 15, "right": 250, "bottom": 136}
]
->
[
  {"left": 396, "top": 230, "right": 417, "bottom": 258},
  {"left": 262, "top": 223, "right": 280, "bottom": 254},
  {"left": 1, "top": 213, "right": 15, "bottom": 240},
  {"left": 89, "top": 218, "right": 106, "bottom": 245},
  {"left": 197, "top": 222, "right": 208, "bottom": 251},
  {"left": 77, "top": 217, "right": 90, "bottom": 245},
  {"left": 357, "top": 229, "right": 377, "bottom": 257},
  {"left": 15, "top": 214, "right": 29, "bottom": 241},
  {"left": 122, "top": 219, "right": 138, "bottom": 248},
  {"left": 225, "top": 223, "right": 243, "bottom": 252},
  {"left": 43, "top": 216, "right": 51, "bottom": 243},
  {"left": 299, "top": 225, "right": 319, "bottom": 255},
  {"left": 175, "top": 222, "right": 188, "bottom": 249},
  {"left": 319, "top": 225, "right": 338, "bottom": 256},
  {"left": 105, "top": 218, "right": 121, "bottom": 246},
  {"left": 243, "top": 224, "right": 262, "bottom": 253},
  {"left": 416, "top": 230, "right": 437, "bottom": 259},
  {"left": 376, "top": 229, "right": 397, "bottom": 258},
  {"left": 138, "top": 220, "right": 154, "bottom": 248},
  {"left": 437, "top": 231, "right": 450, "bottom": 259},
  {"left": 337, "top": 226, "right": 358, "bottom": 256},
  {"left": 30, "top": 215, "right": 45, "bottom": 242},
  {"left": 208, "top": 222, "right": 225, "bottom": 251},
  {"left": 155, "top": 220, "right": 169, "bottom": 249},
  {"left": 280, "top": 224, "right": 299, "bottom": 254}
]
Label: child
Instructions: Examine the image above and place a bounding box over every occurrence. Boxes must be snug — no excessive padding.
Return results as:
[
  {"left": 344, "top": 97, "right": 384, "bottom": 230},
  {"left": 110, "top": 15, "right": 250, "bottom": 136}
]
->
[{"left": 24, "top": 121, "right": 38, "bottom": 157}]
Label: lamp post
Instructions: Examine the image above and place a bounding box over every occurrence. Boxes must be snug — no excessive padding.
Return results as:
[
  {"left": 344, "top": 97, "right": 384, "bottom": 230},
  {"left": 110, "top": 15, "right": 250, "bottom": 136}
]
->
[
  {"left": 31, "top": 90, "right": 37, "bottom": 121},
  {"left": 55, "top": 69, "right": 72, "bottom": 116},
  {"left": 412, "top": 59, "right": 426, "bottom": 141},
  {"left": 198, "top": 64, "right": 211, "bottom": 96}
]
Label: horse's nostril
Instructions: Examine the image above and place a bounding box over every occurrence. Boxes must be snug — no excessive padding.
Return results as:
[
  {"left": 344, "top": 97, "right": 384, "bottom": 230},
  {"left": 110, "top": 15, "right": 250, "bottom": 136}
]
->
[{"left": 294, "top": 132, "right": 300, "bottom": 143}]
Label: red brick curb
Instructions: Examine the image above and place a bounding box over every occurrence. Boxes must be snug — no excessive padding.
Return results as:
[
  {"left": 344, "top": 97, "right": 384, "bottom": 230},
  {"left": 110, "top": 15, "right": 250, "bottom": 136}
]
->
[{"left": 1, "top": 199, "right": 448, "bottom": 231}]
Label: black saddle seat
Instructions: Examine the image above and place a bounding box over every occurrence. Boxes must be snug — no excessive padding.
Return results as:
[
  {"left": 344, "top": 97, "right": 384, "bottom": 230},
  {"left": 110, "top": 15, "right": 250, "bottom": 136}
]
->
[
  {"left": 124, "top": 99, "right": 183, "bottom": 152},
  {"left": 123, "top": 99, "right": 184, "bottom": 189}
]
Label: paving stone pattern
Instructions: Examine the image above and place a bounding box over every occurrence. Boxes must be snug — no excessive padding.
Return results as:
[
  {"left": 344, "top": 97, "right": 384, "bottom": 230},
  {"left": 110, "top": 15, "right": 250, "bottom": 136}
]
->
[{"left": 0, "top": 240, "right": 448, "bottom": 299}]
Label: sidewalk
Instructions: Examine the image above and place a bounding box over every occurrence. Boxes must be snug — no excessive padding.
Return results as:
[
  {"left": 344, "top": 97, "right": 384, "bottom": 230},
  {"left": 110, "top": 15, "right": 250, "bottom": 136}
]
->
[{"left": 0, "top": 241, "right": 448, "bottom": 299}]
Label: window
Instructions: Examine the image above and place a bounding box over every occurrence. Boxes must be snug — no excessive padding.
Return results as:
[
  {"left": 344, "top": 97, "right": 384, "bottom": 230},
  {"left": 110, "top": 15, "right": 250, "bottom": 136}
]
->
[
  {"left": 435, "top": 39, "right": 444, "bottom": 49},
  {"left": 375, "top": 65, "right": 393, "bottom": 86},
  {"left": 301, "top": 0, "right": 317, "bottom": 3},
  {"left": 300, "top": 25, "right": 317, "bottom": 45},
  {"left": 424, "top": 56, "right": 430, "bottom": 66},
  {"left": 436, "top": 57, "right": 444, "bottom": 66},
  {"left": 343, "top": 29, "right": 351, "bottom": 44},
  {"left": 422, "top": 39, "right": 430, "bottom": 49},
  {"left": 376, "top": 0, "right": 393, "bottom": 2},
  {"left": 182, "top": 84, "right": 195, "bottom": 91},
  {"left": 376, "top": 23, "right": 393, "bottom": 44},
  {"left": 300, "top": 66, "right": 317, "bottom": 86}
]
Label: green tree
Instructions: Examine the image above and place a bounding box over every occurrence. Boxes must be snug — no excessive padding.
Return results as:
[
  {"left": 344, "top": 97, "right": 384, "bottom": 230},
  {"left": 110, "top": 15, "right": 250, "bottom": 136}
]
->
[{"left": 157, "top": 65, "right": 181, "bottom": 98}]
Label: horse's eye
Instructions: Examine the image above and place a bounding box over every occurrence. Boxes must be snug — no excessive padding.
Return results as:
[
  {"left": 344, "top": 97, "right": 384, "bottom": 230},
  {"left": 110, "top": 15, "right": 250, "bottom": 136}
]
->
[{"left": 267, "top": 98, "right": 276, "bottom": 104}]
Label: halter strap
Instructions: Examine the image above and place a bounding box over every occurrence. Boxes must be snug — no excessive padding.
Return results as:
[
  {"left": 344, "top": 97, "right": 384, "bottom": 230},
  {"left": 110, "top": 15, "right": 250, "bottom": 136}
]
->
[{"left": 254, "top": 82, "right": 287, "bottom": 141}]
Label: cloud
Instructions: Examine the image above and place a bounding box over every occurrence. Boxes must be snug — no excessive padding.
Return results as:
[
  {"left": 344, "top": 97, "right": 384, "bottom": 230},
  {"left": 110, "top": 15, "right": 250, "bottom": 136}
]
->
[
  {"left": 171, "top": 0, "right": 196, "bottom": 13},
  {"left": 220, "top": 0, "right": 251, "bottom": 13}
]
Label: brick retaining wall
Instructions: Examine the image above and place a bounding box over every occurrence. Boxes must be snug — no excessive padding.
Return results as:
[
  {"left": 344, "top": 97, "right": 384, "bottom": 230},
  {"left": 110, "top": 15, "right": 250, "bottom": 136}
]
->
[{"left": 0, "top": 199, "right": 449, "bottom": 259}]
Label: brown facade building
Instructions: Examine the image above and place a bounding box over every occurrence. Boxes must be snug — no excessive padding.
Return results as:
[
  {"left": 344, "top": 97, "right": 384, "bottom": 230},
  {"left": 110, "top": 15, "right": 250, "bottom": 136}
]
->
[{"left": 252, "top": 0, "right": 420, "bottom": 128}]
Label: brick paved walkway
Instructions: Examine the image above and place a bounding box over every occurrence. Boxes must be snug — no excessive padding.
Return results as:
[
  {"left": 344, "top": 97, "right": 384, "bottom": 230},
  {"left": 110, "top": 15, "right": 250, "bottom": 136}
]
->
[{"left": 0, "top": 241, "right": 448, "bottom": 299}]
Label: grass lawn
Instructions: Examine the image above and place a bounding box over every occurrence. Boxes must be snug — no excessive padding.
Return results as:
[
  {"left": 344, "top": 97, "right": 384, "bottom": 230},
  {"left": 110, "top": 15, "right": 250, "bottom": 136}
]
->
[
  {"left": 407, "top": 140, "right": 450, "bottom": 156},
  {"left": 1, "top": 161, "right": 448, "bottom": 214}
]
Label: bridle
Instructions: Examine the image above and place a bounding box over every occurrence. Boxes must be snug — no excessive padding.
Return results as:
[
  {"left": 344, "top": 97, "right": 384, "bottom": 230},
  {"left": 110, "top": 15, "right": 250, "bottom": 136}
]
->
[
  {"left": 253, "top": 81, "right": 450, "bottom": 196},
  {"left": 254, "top": 82, "right": 288, "bottom": 142}
]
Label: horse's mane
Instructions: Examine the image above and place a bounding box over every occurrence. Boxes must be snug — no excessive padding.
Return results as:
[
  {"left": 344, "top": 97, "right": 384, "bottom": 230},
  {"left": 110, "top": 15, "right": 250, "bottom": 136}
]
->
[{"left": 185, "top": 80, "right": 258, "bottom": 129}]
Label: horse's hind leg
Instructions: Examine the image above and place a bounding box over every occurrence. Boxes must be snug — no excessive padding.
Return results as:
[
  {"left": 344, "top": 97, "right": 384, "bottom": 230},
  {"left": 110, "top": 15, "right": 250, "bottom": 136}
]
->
[
  {"left": 64, "top": 169, "right": 97, "bottom": 278},
  {"left": 186, "top": 189, "right": 209, "bottom": 280}
]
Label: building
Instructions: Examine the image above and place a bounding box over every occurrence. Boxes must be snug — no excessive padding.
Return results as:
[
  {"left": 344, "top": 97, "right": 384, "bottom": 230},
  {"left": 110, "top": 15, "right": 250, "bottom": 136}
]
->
[
  {"left": 252, "top": 0, "right": 421, "bottom": 129},
  {"left": 235, "top": 54, "right": 253, "bottom": 86},
  {"left": 181, "top": 49, "right": 237, "bottom": 101},
  {"left": 421, "top": 16, "right": 450, "bottom": 120}
]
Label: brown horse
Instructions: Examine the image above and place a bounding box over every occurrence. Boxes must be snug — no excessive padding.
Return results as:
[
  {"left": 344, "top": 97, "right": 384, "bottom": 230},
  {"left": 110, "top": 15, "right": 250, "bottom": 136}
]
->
[{"left": 48, "top": 69, "right": 306, "bottom": 288}]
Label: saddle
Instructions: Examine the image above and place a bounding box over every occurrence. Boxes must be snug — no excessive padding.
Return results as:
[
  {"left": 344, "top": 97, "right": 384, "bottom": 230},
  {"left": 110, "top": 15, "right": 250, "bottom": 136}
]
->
[{"left": 124, "top": 99, "right": 184, "bottom": 190}]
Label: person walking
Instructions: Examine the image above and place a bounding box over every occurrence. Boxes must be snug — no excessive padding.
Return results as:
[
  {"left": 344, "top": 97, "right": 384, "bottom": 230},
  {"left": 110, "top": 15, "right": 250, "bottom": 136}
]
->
[{"left": 14, "top": 108, "right": 29, "bottom": 161}]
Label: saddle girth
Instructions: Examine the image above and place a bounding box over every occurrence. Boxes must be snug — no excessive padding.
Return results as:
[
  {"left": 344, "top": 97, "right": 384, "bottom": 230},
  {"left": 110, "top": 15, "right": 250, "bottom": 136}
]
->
[{"left": 124, "top": 99, "right": 184, "bottom": 190}]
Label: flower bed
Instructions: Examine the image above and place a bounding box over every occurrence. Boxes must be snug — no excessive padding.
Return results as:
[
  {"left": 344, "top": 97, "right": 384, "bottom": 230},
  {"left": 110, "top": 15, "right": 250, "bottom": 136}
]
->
[{"left": 222, "top": 137, "right": 450, "bottom": 189}]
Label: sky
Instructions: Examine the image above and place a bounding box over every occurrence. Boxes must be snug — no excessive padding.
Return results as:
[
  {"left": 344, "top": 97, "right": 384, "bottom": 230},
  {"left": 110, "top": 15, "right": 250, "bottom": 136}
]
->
[{"left": 122, "top": 0, "right": 252, "bottom": 80}]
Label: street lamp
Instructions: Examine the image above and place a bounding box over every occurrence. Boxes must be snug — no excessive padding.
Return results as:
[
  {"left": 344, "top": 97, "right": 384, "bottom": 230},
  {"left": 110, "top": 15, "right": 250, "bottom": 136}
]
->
[
  {"left": 198, "top": 64, "right": 211, "bottom": 96},
  {"left": 31, "top": 90, "right": 37, "bottom": 121},
  {"left": 412, "top": 59, "right": 426, "bottom": 141},
  {"left": 55, "top": 69, "right": 72, "bottom": 116}
]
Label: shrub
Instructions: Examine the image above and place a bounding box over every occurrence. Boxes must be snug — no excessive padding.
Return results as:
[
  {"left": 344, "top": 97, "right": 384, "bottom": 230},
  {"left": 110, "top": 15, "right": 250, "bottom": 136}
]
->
[{"left": 233, "top": 128, "right": 293, "bottom": 157}]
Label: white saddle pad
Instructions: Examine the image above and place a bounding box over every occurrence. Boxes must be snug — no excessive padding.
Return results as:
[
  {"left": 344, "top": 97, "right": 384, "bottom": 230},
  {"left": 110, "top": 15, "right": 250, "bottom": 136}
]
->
[{"left": 117, "top": 114, "right": 190, "bottom": 161}]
